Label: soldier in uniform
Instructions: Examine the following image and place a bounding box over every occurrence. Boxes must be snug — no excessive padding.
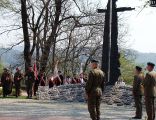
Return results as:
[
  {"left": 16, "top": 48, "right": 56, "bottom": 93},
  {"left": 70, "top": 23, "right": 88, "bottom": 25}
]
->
[
  {"left": 143, "top": 62, "right": 156, "bottom": 120},
  {"left": 14, "top": 68, "right": 23, "bottom": 98},
  {"left": 1, "top": 68, "right": 13, "bottom": 97},
  {"left": 25, "top": 65, "right": 35, "bottom": 99},
  {"left": 85, "top": 59, "right": 105, "bottom": 120},
  {"left": 132, "top": 66, "right": 144, "bottom": 119}
]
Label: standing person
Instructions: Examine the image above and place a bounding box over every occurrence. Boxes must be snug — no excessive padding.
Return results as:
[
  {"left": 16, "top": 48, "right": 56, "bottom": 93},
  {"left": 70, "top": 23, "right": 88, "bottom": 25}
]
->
[
  {"left": 143, "top": 62, "right": 156, "bottom": 120},
  {"left": 34, "top": 71, "right": 46, "bottom": 96},
  {"left": 64, "top": 76, "right": 71, "bottom": 84},
  {"left": 1, "top": 68, "right": 13, "bottom": 98},
  {"left": 39, "top": 72, "right": 46, "bottom": 86},
  {"left": 85, "top": 59, "right": 105, "bottom": 120},
  {"left": 79, "top": 73, "right": 84, "bottom": 84},
  {"left": 132, "top": 66, "right": 144, "bottom": 119},
  {"left": 49, "top": 77, "right": 54, "bottom": 88},
  {"left": 14, "top": 68, "right": 23, "bottom": 98},
  {"left": 25, "top": 65, "right": 35, "bottom": 99}
]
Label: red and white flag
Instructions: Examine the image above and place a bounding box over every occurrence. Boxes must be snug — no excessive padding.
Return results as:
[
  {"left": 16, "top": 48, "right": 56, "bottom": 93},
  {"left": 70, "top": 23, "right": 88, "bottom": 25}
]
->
[{"left": 33, "top": 62, "right": 38, "bottom": 80}]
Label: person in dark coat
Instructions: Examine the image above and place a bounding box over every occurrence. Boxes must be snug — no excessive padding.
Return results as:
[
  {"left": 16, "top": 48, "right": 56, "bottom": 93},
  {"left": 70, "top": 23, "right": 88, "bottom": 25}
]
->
[
  {"left": 14, "top": 68, "right": 23, "bottom": 98},
  {"left": 143, "top": 62, "right": 156, "bottom": 120},
  {"left": 34, "top": 71, "right": 46, "bottom": 96},
  {"left": 39, "top": 72, "right": 46, "bottom": 86},
  {"left": 132, "top": 66, "right": 144, "bottom": 119},
  {"left": 25, "top": 66, "right": 35, "bottom": 99},
  {"left": 49, "top": 77, "right": 54, "bottom": 88},
  {"left": 1, "top": 68, "right": 13, "bottom": 97},
  {"left": 53, "top": 76, "right": 61, "bottom": 86}
]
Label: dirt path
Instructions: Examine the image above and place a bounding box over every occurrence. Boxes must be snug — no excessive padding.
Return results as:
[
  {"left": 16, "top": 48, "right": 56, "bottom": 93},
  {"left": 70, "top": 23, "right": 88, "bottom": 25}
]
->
[{"left": 0, "top": 99, "right": 147, "bottom": 120}]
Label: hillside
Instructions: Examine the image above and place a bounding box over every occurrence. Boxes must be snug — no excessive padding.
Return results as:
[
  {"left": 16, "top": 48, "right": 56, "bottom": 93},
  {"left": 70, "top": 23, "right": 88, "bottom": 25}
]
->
[
  {"left": 0, "top": 47, "right": 156, "bottom": 67},
  {"left": 135, "top": 52, "right": 156, "bottom": 66},
  {"left": 0, "top": 48, "right": 21, "bottom": 66}
]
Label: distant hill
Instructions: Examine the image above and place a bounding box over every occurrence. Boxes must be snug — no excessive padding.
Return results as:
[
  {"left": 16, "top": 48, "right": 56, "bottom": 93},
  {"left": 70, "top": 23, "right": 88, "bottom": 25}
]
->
[
  {"left": 0, "top": 48, "right": 21, "bottom": 66},
  {"left": 0, "top": 46, "right": 156, "bottom": 67},
  {"left": 135, "top": 52, "right": 156, "bottom": 66},
  {"left": 123, "top": 49, "right": 156, "bottom": 66}
]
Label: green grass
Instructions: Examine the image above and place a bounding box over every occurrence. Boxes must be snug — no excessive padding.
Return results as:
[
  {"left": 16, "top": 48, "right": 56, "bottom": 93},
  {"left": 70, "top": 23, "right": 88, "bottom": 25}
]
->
[
  {"left": 0, "top": 96, "right": 27, "bottom": 99},
  {"left": 0, "top": 87, "right": 28, "bottom": 99}
]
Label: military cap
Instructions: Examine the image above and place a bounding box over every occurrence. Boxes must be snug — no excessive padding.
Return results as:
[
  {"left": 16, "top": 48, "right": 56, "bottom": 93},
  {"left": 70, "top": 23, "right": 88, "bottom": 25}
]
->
[
  {"left": 90, "top": 59, "right": 99, "bottom": 63},
  {"left": 147, "top": 62, "right": 155, "bottom": 67},
  {"left": 135, "top": 66, "right": 142, "bottom": 71}
]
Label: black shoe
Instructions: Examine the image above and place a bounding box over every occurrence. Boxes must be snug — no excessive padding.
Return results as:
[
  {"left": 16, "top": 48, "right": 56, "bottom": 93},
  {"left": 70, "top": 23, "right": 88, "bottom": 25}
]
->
[{"left": 132, "top": 116, "right": 142, "bottom": 119}]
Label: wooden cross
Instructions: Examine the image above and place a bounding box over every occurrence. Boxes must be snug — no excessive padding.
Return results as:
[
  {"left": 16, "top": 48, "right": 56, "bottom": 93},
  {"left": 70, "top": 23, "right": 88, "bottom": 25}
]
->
[{"left": 98, "top": 0, "right": 135, "bottom": 85}]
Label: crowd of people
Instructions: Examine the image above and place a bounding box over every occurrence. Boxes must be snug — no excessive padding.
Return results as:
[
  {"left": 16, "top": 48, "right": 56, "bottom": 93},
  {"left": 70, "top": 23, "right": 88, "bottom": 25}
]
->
[
  {"left": 0, "top": 65, "right": 87, "bottom": 99},
  {"left": 0, "top": 60, "right": 156, "bottom": 120}
]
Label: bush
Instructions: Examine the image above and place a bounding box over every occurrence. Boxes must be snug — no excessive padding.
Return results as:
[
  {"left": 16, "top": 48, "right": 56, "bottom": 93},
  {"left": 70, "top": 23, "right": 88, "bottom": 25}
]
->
[{"left": 120, "top": 51, "right": 136, "bottom": 85}]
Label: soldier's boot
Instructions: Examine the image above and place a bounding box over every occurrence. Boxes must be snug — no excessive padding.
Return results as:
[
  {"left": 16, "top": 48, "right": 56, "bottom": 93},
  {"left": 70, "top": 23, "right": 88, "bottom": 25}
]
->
[
  {"left": 3, "top": 94, "right": 6, "bottom": 98},
  {"left": 15, "top": 89, "right": 18, "bottom": 98},
  {"left": 3, "top": 89, "right": 6, "bottom": 98},
  {"left": 29, "top": 89, "right": 33, "bottom": 99}
]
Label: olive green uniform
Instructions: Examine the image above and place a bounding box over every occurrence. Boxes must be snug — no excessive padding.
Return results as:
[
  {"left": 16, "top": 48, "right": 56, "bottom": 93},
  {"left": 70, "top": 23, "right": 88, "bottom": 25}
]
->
[
  {"left": 143, "top": 71, "right": 156, "bottom": 120},
  {"left": 14, "top": 72, "right": 23, "bottom": 97},
  {"left": 133, "top": 73, "right": 144, "bottom": 118},
  {"left": 85, "top": 68, "right": 105, "bottom": 120},
  {"left": 25, "top": 71, "right": 35, "bottom": 98}
]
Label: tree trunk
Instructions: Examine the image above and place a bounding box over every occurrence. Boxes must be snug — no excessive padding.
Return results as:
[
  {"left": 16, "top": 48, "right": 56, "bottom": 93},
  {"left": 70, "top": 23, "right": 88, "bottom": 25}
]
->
[
  {"left": 36, "top": 37, "right": 40, "bottom": 70},
  {"left": 52, "top": 39, "right": 56, "bottom": 73},
  {"left": 40, "top": 0, "right": 61, "bottom": 73},
  {"left": 21, "top": 0, "right": 31, "bottom": 71}
]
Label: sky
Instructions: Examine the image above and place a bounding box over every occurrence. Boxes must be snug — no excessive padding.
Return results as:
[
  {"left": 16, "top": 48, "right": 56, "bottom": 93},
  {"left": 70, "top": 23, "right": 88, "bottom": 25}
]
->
[
  {"left": 0, "top": 0, "right": 156, "bottom": 53},
  {"left": 98, "top": 0, "right": 156, "bottom": 53},
  {"left": 116, "top": 0, "right": 156, "bottom": 53}
]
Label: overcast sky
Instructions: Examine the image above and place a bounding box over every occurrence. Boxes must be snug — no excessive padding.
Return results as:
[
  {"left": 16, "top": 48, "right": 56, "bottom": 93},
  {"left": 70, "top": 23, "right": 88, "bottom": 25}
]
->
[
  {"left": 99, "top": 0, "right": 156, "bottom": 53},
  {"left": 0, "top": 0, "right": 156, "bottom": 53}
]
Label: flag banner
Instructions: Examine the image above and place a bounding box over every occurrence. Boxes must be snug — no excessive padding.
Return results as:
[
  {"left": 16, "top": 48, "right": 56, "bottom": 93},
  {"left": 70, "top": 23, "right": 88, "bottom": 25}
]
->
[{"left": 33, "top": 62, "right": 38, "bottom": 80}]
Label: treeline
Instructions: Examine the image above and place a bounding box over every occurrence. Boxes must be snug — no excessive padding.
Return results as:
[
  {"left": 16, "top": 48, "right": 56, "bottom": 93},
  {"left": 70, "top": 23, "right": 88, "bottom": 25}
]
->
[{"left": 0, "top": 0, "right": 137, "bottom": 84}]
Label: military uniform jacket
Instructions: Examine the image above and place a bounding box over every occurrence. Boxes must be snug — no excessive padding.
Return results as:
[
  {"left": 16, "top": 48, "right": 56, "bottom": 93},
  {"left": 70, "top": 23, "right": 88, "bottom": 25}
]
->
[
  {"left": 143, "top": 71, "right": 156, "bottom": 97},
  {"left": 14, "top": 72, "right": 23, "bottom": 85},
  {"left": 85, "top": 68, "right": 105, "bottom": 96},
  {"left": 25, "top": 71, "right": 35, "bottom": 83},
  {"left": 133, "top": 73, "right": 144, "bottom": 96}
]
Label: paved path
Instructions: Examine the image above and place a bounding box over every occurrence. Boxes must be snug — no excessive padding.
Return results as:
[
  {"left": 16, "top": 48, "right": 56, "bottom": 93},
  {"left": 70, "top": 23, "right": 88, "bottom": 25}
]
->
[{"left": 0, "top": 99, "right": 147, "bottom": 120}]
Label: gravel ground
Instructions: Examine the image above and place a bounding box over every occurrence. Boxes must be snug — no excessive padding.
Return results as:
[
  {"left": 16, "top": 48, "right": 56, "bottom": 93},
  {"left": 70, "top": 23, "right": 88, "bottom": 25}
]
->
[{"left": 0, "top": 98, "right": 148, "bottom": 120}]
